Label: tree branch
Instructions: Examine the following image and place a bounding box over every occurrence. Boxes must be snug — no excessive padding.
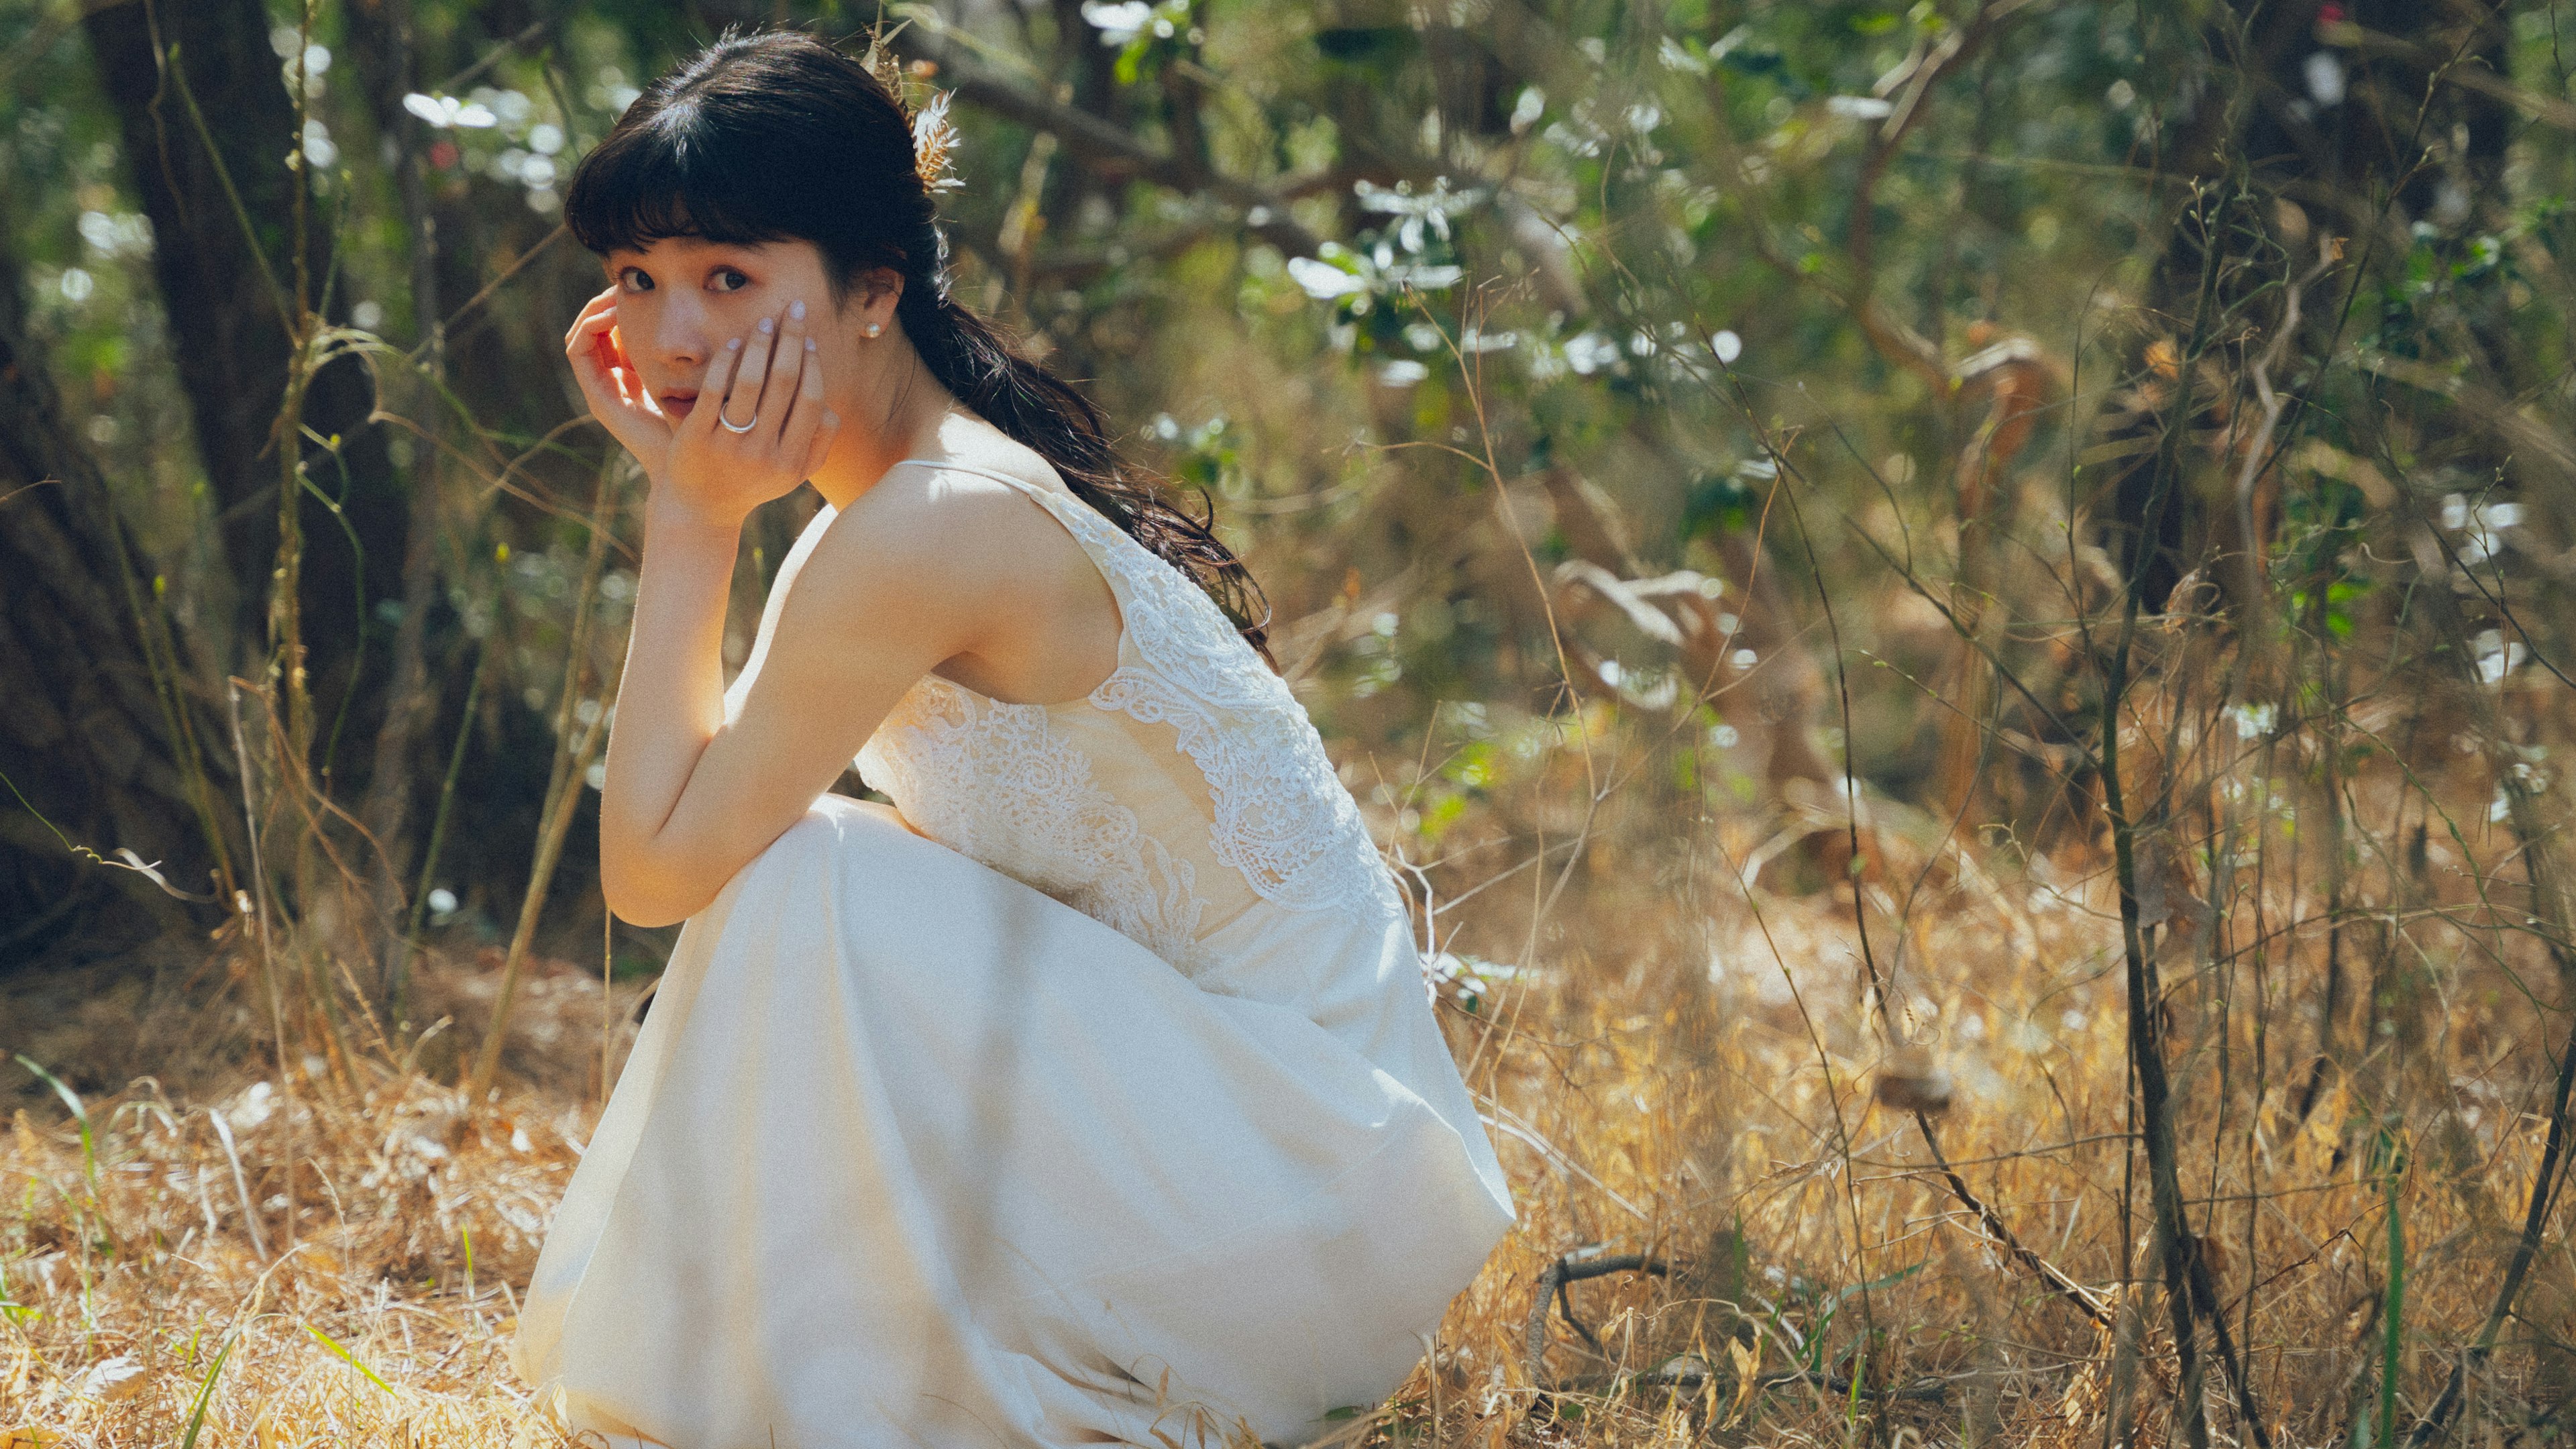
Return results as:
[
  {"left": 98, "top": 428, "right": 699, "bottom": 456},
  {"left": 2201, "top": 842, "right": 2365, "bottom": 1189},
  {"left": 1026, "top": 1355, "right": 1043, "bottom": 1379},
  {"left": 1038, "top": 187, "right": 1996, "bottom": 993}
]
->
[{"left": 898, "top": 33, "right": 1325, "bottom": 259}]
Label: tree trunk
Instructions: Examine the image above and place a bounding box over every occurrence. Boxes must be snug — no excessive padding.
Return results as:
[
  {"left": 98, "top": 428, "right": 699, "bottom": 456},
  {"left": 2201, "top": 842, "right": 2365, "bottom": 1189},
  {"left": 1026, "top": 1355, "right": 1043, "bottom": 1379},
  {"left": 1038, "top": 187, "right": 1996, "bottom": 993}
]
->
[
  {"left": 0, "top": 238, "right": 239, "bottom": 959},
  {"left": 341, "top": 0, "right": 449, "bottom": 996},
  {"left": 82, "top": 0, "right": 408, "bottom": 777},
  {"left": 2102, "top": 0, "right": 2510, "bottom": 610}
]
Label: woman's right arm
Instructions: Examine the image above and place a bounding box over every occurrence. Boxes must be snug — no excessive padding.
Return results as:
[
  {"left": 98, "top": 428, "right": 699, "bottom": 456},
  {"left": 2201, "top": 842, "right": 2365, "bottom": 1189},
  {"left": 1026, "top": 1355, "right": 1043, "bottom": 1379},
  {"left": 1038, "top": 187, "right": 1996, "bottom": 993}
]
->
[{"left": 562, "top": 287, "right": 865, "bottom": 926}]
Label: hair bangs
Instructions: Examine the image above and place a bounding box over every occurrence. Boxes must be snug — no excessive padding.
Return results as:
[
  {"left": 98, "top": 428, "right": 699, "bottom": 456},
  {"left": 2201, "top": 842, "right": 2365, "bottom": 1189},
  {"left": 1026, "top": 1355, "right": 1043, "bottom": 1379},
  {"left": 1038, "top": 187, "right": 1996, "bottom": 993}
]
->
[{"left": 564, "top": 101, "right": 797, "bottom": 258}]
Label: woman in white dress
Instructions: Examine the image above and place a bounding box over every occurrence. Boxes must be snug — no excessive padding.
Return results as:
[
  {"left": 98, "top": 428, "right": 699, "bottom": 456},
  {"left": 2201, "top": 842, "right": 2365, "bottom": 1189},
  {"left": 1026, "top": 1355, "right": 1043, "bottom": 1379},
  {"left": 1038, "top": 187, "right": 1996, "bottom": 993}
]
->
[{"left": 506, "top": 30, "right": 1514, "bottom": 1448}]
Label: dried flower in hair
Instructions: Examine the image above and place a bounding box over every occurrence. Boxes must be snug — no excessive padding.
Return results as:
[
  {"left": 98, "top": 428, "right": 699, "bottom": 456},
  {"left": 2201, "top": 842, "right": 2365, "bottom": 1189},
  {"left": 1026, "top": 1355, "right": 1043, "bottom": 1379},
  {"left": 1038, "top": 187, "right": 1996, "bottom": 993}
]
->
[
  {"left": 861, "top": 32, "right": 962, "bottom": 195},
  {"left": 910, "top": 89, "right": 963, "bottom": 194},
  {"left": 862, "top": 34, "right": 906, "bottom": 104}
]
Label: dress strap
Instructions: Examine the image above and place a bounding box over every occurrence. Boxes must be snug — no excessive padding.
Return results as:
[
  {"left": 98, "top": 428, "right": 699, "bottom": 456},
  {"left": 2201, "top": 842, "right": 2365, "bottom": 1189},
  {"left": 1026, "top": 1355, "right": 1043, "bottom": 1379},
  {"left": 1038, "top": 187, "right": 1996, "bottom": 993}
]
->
[
  {"left": 888, "top": 457, "right": 1063, "bottom": 504},
  {"left": 888, "top": 453, "right": 1116, "bottom": 540},
  {"left": 892, "top": 453, "right": 1113, "bottom": 541},
  {"left": 886, "top": 457, "right": 1144, "bottom": 649}
]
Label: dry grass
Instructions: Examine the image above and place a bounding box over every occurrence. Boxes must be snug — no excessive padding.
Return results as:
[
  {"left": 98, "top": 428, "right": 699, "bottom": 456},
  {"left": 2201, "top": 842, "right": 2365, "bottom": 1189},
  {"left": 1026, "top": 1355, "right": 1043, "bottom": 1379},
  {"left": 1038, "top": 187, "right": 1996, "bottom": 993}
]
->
[
  {"left": 0, "top": 953, "right": 637, "bottom": 1447},
  {"left": 1, "top": 740, "right": 2563, "bottom": 1448}
]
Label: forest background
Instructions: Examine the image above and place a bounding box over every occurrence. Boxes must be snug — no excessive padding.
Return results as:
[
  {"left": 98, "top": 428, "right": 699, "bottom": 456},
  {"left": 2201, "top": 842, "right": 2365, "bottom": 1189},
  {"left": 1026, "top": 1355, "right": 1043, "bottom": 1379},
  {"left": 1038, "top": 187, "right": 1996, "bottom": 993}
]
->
[{"left": 2, "top": 0, "right": 2573, "bottom": 1445}]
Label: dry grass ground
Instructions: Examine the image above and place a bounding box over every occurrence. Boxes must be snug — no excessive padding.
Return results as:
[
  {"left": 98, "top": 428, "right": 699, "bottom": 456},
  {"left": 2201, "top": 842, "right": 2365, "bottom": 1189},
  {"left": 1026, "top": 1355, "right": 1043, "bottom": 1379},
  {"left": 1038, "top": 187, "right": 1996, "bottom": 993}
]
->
[{"left": 0, "top": 769, "right": 2561, "bottom": 1446}]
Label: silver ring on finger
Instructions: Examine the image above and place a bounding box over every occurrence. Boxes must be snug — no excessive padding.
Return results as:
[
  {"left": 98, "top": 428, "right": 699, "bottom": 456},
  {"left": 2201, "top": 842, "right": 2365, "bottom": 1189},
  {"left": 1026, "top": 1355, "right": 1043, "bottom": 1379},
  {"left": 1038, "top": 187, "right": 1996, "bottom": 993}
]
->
[{"left": 718, "top": 409, "right": 759, "bottom": 434}]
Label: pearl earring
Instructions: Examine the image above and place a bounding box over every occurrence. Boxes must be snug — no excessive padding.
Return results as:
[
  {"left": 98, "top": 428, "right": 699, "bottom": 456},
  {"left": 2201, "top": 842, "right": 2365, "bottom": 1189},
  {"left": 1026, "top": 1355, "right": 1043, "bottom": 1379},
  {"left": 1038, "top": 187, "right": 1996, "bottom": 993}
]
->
[{"left": 863, "top": 322, "right": 883, "bottom": 338}]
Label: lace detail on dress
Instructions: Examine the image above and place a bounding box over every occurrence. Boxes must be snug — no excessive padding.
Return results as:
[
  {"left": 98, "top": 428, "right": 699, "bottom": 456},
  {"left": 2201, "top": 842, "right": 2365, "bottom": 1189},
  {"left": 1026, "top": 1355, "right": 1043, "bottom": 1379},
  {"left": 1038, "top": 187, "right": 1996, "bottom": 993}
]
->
[
  {"left": 1023, "top": 496, "right": 1405, "bottom": 922},
  {"left": 857, "top": 676, "right": 1210, "bottom": 973},
  {"left": 855, "top": 460, "right": 1405, "bottom": 970}
]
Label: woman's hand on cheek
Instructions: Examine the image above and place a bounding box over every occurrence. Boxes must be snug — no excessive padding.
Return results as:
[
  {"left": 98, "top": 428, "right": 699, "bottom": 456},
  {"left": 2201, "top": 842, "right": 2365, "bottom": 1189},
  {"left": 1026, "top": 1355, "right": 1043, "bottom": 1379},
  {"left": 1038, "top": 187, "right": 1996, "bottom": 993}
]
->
[
  {"left": 564, "top": 287, "right": 676, "bottom": 472},
  {"left": 657, "top": 299, "right": 841, "bottom": 532}
]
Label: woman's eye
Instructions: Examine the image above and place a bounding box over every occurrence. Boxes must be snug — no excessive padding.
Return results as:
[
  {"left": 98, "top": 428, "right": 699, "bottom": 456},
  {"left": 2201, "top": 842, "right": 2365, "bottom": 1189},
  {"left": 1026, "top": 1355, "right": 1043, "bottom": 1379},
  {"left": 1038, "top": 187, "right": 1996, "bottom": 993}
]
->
[
  {"left": 617, "top": 267, "right": 654, "bottom": 292},
  {"left": 710, "top": 268, "right": 750, "bottom": 292}
]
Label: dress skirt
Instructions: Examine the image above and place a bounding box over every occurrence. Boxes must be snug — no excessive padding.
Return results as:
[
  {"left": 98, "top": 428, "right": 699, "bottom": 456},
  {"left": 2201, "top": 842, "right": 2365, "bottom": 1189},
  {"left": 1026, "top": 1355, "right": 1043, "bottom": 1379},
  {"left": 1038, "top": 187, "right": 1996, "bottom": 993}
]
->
[{"left": 511, "top": 795, "right": 1515, "bottom": 1448}]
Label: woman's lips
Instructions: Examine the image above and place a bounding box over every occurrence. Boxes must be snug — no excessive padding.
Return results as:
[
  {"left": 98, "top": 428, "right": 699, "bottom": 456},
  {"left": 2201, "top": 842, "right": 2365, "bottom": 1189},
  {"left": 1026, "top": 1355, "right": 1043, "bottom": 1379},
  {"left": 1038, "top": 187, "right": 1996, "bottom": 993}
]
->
[{"left": 660, "top": 391, "right": 698, "bottom": 419}]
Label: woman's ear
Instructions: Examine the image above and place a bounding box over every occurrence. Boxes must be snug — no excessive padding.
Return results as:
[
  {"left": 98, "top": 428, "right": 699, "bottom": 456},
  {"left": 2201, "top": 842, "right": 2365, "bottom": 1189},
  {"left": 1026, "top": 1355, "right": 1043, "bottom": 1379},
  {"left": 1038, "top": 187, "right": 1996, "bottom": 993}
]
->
[{"left": 850, "top": 267, "right": 903, "bottom": 329}]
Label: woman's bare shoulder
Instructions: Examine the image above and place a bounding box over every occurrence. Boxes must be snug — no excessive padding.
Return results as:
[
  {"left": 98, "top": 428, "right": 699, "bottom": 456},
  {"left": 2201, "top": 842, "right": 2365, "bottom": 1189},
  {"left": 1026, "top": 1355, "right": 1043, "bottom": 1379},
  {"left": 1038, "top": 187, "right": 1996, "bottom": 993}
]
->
[{"left": 796, "top": 458, "right": 1082, "bottom": 602}]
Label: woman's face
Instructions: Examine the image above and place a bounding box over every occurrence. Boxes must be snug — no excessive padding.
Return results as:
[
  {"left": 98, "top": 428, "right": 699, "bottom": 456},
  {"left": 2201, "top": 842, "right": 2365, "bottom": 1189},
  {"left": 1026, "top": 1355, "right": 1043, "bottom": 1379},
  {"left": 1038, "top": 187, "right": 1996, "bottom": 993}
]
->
[{"left": 600, "top": 234, "right": 885, "bottom": 428}]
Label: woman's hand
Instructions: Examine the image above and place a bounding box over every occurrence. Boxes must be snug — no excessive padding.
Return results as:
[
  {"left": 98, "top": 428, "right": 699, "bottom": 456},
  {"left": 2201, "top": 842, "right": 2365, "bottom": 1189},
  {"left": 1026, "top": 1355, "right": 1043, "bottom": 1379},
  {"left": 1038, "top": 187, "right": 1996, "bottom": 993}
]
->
[
  {"left": 564, "top": 286, "right": 671, "bottom": 466},
  {"left": 565, "top": 290, "right": 841, "bottom": 532}
]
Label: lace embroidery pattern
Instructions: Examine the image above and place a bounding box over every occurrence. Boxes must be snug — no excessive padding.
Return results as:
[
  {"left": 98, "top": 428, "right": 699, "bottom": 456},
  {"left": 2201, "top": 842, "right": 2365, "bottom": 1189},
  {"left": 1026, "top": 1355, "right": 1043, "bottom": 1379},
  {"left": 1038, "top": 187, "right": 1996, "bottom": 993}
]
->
[
  {"left": 1023, "top": 491, "right": 1404, "bottom": 922},
  {"left": 857, "top": 462, "right": 1405, "bottom": 973},
  {"left": 857, "top": 677, "right": 1210, "bottom": 973}
]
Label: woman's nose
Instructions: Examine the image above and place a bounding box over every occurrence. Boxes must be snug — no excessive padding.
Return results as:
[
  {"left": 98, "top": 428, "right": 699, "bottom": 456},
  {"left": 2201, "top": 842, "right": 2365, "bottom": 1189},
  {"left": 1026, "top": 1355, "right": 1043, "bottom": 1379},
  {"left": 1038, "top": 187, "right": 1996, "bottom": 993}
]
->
[{"left": 645, "top": 300, "right": 710, "bottom": 372}]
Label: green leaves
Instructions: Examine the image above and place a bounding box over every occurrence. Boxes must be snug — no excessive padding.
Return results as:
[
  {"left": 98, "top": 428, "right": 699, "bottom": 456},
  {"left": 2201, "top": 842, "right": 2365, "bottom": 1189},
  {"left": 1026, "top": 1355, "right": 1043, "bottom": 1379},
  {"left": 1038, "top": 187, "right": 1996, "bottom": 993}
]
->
[
  {"left": 1080, "top": 0, "right": 1202, "bottom": 86},
  {"left": 13, "top": 1056, "right": 92, "bottom": 1188},
  {"left": 303, "top": 1322, "right": 396, "bottom": 1394}
]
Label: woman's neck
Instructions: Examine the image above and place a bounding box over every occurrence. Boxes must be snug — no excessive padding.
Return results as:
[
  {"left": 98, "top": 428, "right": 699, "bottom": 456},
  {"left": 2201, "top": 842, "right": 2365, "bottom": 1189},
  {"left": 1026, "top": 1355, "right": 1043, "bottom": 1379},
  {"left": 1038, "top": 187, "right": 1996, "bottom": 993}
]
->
[{"left": 810, "top": 343, "right": 965, "bottom": 511}]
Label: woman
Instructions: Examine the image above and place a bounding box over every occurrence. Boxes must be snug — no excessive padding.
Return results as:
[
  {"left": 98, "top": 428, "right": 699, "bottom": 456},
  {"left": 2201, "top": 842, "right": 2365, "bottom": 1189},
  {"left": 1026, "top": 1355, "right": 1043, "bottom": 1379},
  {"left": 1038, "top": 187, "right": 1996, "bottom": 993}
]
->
[{"left": 506, "top": 29, "right": 1514, "bottom": 1449}]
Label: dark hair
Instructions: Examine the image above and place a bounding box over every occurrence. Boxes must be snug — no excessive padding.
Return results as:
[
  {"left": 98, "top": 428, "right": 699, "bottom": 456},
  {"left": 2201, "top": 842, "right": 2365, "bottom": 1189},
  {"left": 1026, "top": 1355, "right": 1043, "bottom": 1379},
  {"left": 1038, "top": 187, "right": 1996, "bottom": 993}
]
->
[{"left": 565, "top": 28, "right": 1274, "bottom": 662}]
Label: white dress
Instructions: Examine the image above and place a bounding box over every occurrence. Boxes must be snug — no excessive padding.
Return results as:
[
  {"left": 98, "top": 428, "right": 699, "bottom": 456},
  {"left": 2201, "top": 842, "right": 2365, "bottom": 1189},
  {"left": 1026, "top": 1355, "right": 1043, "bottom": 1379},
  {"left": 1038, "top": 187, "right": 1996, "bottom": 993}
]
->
[{"left": 511, "top": 459, "right": 1515, "bottom": 1448}]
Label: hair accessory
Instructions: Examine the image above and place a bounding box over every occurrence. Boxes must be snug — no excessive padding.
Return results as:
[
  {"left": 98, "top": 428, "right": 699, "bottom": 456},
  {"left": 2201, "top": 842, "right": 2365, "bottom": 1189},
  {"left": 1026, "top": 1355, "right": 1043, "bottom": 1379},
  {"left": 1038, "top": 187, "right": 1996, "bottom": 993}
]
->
[
  {"left": 909, "top": 91, "right": 963, "bottom": 195},
  {"left": 718, "top": 410, "right": 759, "bottom": 434},
  {"left": 863, "top": 38, "right": 963, "bottom": 195}
]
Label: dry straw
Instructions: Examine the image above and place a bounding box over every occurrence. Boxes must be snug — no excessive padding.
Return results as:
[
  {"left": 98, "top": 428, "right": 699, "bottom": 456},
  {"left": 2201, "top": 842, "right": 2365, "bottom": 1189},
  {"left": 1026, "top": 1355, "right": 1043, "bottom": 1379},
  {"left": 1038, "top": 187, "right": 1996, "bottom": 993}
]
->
[{"left": 0, "top": 842, "right": 2550, "bottom": 1445}]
